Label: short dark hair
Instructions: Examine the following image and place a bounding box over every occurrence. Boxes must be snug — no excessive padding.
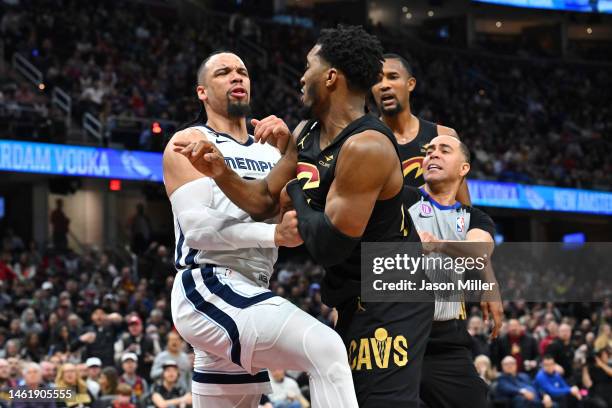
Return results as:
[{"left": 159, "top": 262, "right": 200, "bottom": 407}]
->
[
  {"left": 542, "top": 354, "right": 555, "bottom": 362},
  {"left": 459, "top": 140, "right": 471, "bottom": 164},
  {"left": 316, "top": 25, "right": 384, "bottom": 93},
  {"left": 382, "top": 53, "right": 414, "bottom": 77},
  {"left": 178, "top": 50, "right": 237, "bottom": 134},
  {"left": 196, "top": 50, "right": 235, "bottom": 85}
]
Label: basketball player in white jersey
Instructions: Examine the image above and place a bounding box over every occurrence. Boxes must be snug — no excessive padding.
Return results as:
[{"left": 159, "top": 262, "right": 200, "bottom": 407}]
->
[{"left": 163, "top": 51, "right": 358, "bottom": 408}]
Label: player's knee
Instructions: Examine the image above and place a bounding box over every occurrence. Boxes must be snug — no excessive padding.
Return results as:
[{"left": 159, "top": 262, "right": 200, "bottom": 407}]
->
[{"left": 304, "top": 324, "right": 351, "bottom": 376}]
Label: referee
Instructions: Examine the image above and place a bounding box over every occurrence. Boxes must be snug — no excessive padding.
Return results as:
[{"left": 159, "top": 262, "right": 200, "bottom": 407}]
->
[{"left": 403, "top": 135, "right": 503, "bottom": 408}]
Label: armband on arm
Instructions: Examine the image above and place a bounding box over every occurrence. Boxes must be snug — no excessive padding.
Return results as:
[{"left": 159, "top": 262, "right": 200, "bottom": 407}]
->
[
  {"left": 171, "top": 179, "right": 276, "bottom": 251},
  {"left": 286, "top": 180, "right": 360, "bottom": 267},
  {"left": 176, "top": 208, "right": 276, "bottom": 250}
]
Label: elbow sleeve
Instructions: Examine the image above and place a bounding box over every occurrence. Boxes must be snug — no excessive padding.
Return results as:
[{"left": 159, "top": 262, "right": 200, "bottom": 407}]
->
[
  {"left": 287, "top": 180, "right": 360, "bottom": 267},
  {"left": 171, "top": 179, "right": 276, "bottom": 251},
  {"left": 178, "top": 208, "right": 276, "bottom": 250}
]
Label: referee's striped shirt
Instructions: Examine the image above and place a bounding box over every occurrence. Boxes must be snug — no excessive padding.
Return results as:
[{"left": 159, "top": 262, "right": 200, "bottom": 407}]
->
[{"left": 404, "top": 187, "right": 495, "bottom": 321}]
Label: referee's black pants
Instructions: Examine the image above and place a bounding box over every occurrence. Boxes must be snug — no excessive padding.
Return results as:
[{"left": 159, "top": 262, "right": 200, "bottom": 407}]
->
[{"left": 420, "top": 319, "right": 489, "bottom": 408}]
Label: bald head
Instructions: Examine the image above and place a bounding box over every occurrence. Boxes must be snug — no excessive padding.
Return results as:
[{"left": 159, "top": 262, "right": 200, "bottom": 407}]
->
[
  {"left": 558, "top": 323, "right": 572, "bottom": 342},
  {"left": 501, "top": 356, "right": 517, "bottom": 375}
]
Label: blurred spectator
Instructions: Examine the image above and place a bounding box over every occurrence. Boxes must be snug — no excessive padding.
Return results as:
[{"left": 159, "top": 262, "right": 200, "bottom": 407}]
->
[
  {"left": 20, "top": 308, "right": 43, "bottom": 336},
  {"left": 113, "top": 314, "right": 156, "bottom": 379},
  {"left": 73, "top": 308, "right": 124, "bottom": 368},
  {"left": 112, "top": 383, "right": 136, "bottom": 408},
  {"left": 49, "top": 324, "right": 73, "bottom": 355},
  {"left": 150, "top": 360, "right": 191, "bottom": 408},
  {"left": 474, "top": 354, "right": 497, "bottom": 386},
  {"left": 20, "top": 332, "right": 44, "bottom": 362},
  {"left": 95, "top": 366, "right": 119, "bottom": 408},
  {"left": 150, "top": 331, "right": 190, "bottom": 386},
  {"left": 118, "top": 352, "right": 148, "bottom": 406},
  {"left": 469, "top": 316, "right": 490, "bottom": 358},
  {"left": 12, "top": 362, "right": 56, "bottom": 408},
  {"left": 496, "top": 356, "right": 552, "bottom": 408},
  {"left": 129, "top": 204, "right": 151, "bottom": 256},
  {"left": 594, "top": 324, "right": 611, "bottom": 352},
  {"left": 581, "top": 347, "right": 612, "bottom": 408},
  {"left": 545, "top": 323, "right": 575, "bottom": 380},
  {"left": 268, "top": 369, "right": 309, "bottom": 408},
  {"left": 493, "top": 319, "right": 539, "bottom": 375},
  {"left": 85, "top": 357, "right": 102, "bottom": 399},
  {"left": 40, "top": 360, "right": 57, "bottom": 387},
  {"left": 55, "top": 362, "right": 92, "bottom": 408},
  {"left": 534, "top": 355, "right": 582, "bottom": 407},
  {"left": 13, "top": 252, "right": 36, "bottom": 281},
  {"left": 539, "top": 321, "right": 558, "bottom": 357},
  {"left": 0, "top": 252, "right": 16, "bottom": 282},
  {"left": 50, "top": 199, "right": 70, "bottom": 252},
  {"left": 143, "top": 245, "right": 174, "bottom": 294},
  {"left": 7, "top": 357, "right": 21, "bottom": 384},
  {"left": 0, "top": 358, "right": 15, "bottom": 404}
]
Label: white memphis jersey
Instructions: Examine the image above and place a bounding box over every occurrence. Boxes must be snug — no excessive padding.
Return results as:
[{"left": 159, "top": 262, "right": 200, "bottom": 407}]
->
[{"left": 171, "top": 124, "right": 281, "bottom": 287}]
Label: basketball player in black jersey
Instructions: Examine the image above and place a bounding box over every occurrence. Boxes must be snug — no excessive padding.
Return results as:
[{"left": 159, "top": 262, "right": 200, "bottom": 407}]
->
[
  {"left": 371, "top": 54, "right": 471, "bottom": 205},
  {"left": 284, "top": 26, "right": 433, "bottom": 407},
  {"left": 175, "top": 26, "right": 434, "bottom": 407}
]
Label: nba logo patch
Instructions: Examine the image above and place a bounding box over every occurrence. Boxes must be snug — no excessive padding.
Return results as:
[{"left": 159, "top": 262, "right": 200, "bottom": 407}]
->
[
  {"left": 420, "top": 203, "right": 433, "bottom": 217},
  {"left": 456, "top": 216, "right": 465, "bottom": 233}
]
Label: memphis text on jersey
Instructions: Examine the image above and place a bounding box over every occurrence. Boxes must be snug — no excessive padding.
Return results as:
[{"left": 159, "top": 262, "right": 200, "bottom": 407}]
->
[
  {"left": 223, "top": 156, "right": 276, "bottom": 173},
  {"left": 347, "top": 327, "right": 409, "bottom": 371}
]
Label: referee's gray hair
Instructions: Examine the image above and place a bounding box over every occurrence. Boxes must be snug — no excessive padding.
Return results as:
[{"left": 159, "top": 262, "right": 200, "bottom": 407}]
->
[{"left": 22, "top": 362, "right": 42, "bottom": 377}]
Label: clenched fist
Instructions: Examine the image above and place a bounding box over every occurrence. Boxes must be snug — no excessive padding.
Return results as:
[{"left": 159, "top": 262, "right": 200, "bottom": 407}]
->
[{"left": 274, "top": 210, "right": 303, "bottom": 248}]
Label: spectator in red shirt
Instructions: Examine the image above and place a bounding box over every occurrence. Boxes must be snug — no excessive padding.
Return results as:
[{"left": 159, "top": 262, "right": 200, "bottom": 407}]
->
[
  {"left": 539, "top": 321, "right": 558, "bottom": 356},
  {"left": 0, "top": 252, "right": 15, "bottom": 282},
  {"left": 493, "top": 319, "right": 539, "bottom": 375}
]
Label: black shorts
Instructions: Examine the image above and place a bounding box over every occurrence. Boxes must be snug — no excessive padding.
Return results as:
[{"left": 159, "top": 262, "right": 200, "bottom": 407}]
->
[
  {"left": 335, "top": 298, "right": 434, "bottom": 408},
  {"left": 420, "top": 319, "right": 489, "bottom": 408}
]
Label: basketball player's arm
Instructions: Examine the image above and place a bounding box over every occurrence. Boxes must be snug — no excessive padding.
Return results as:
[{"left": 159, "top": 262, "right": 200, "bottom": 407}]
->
[
  {"left": 287, "top": 131, "right": 398, "bottom": 266},
  {"left": 164, "top": 133, "right": 302, "bottom": 249},
  {"left": 420, "top": 218, "right": 503, "bottom": 337},
  {"left": 210, "top": 119, "right": 306, "bottom": 221},
  {"left": 419, "top": 229, "right": 494, "bottom": 260},
  {"left": 175, "top": 119, "right": 305, "bottom": 221}
]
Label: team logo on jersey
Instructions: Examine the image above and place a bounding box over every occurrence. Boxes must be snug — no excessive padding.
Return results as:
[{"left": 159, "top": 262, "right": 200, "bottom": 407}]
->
[
  {"left": 296, "top": 162, "right": 320, "bottom": 190},
  {"left": 347, "top": 327, "right": 409, "bottom": 371},
  {"left": 258, "top": 274, "right": 269, "bottom": 285},
  {"left": 402, "top": 156, "right": 424, "bottom": 179},
  {"left": 297, "top": 133, "right": 309, "bottom": 149},
  {"left": 456, "top": 215, "right": 465, "bottom": 233}
]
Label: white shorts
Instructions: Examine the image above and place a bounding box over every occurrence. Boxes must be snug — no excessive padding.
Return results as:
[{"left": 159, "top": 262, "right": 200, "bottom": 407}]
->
[{"left": 171, "top": 265, "right": 292, "bottom": 396}]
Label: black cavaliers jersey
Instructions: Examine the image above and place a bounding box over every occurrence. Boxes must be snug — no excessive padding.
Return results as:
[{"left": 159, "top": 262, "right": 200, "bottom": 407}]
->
[
  {"left": 295, "top": 114, "right": 420, "bottom": 306},
  {"left": 398, "top": 117, "right": 438, "bottom": 188}
]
